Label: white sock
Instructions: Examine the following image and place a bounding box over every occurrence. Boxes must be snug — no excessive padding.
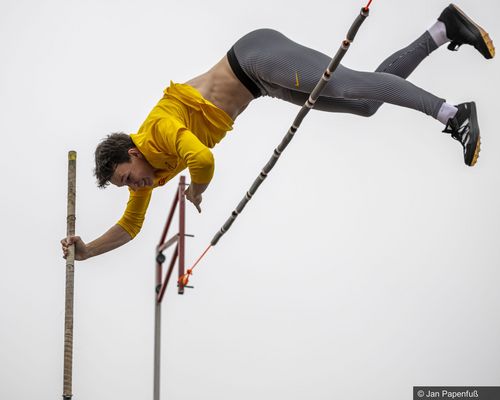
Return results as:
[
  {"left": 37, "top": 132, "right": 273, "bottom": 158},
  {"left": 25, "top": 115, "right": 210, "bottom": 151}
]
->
[
  {"left": 428, "top": 21, "right": 449, "bottom": 47},
  {"left": 437, "top": 102, "right": 458, "bottom": 125}
]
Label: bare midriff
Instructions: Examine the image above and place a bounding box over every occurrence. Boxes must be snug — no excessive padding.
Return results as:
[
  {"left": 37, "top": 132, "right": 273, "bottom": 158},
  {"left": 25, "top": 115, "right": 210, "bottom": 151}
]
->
[{"left": 184, "top": 55, "right": 255, "bottom": 121}]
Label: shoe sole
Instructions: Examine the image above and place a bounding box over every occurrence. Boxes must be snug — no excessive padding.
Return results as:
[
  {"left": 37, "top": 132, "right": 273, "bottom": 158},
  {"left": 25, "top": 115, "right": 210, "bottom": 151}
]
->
[
  {"left": 451, "top": 4, "right": 495, "bottom": 59},
  {"left": 471, "top": 135, "right": 481, "bottom": 166},
  {"left": 468, "top": 102, "right": 481, "bottom": 167}
]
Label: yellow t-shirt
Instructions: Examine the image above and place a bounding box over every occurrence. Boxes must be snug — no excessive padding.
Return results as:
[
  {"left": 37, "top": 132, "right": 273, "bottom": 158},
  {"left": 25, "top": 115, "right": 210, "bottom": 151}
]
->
[{"left": 117, "top": 81, "right": 234, "bottom": 238}]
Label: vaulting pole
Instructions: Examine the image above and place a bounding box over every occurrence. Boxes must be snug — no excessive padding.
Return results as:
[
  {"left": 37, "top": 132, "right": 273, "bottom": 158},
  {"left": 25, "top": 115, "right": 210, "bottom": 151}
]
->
[{"left": 63, "top": 150, "right": 77, "bottom": 400}]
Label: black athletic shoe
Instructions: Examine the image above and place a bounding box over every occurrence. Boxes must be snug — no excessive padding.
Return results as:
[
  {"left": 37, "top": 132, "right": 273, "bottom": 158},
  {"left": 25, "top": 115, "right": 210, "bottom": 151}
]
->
[
  {"left": 443, "top": 102, "right": 480, "bottom": 166},
  {"left": 438, "top": 4, "right": 495, "bottom": 59}
]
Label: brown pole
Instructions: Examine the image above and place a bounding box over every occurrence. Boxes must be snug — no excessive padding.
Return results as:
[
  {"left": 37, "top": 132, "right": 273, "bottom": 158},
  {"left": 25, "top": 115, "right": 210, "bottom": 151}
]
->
[{"left": 63, "top": 150, "right": 77, "bottom": 400}]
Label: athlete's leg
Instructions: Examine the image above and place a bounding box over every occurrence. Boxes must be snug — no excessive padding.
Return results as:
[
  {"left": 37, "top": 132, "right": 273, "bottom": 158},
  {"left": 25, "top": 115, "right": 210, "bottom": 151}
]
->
[
  {"left": 227, "top": 28, "right": 446, "bottom": 119},
  {"left": 374, "top": 31, "right": 438, "bottom": 78},
  {"left": 227, "top": 5, "right": 494, "bottom": 120},
  {"left": 226, "top": 6, "right": 493, "bottom": 166}
]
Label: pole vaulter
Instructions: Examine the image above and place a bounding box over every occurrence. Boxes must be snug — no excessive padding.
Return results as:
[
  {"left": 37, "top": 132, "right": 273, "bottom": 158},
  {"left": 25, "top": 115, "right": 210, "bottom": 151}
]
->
[{"left": 62, "top": 0, "right": 494, "bottom": 286}]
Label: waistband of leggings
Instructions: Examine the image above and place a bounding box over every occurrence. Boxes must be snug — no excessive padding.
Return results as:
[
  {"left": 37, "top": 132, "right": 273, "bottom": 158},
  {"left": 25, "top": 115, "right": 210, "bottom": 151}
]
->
[{"left": 227, "top": 47, "right": 262, "bottom": 99}]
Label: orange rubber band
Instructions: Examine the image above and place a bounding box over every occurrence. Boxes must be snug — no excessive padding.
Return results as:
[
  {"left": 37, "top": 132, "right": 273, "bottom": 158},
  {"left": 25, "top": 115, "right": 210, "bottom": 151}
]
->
[{"left": 178, "top": 244, "right": 212, "bottom": 286}]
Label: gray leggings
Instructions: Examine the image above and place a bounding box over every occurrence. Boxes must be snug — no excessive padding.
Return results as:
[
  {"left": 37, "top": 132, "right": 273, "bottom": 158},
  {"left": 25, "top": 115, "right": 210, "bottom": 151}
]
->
[{"left": 227, "top": 29, "right": 445, "bottom": 118}]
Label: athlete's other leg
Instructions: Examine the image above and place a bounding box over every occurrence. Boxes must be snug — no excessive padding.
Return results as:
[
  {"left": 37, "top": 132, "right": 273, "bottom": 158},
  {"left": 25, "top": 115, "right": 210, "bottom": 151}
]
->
[
  {"left": 229, "top": 28, "right": 447, "bottom": 118},
  {"left": 227, "top": 5, "right": 494, "bottom": 165}
]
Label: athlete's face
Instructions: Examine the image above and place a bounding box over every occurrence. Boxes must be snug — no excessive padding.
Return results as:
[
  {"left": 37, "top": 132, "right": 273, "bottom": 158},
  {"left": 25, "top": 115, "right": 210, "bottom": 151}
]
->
[{"left": 110, "top": 148, "right": 156, "bottom": 190}]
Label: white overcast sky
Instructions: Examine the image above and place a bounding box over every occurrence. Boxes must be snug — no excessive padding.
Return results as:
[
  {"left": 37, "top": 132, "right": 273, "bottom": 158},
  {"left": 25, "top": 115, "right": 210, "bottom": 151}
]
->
[{"left": 1, "top": 0, "right": 499, "bottom": 399}]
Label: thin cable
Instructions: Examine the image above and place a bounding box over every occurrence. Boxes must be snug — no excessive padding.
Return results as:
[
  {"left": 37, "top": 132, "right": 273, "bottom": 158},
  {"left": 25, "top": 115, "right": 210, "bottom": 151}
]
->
[
  {"left": 364, "top": 0, "right": 373, "bottom": 11},
  {"left": 179, "top": 244, "right": 212, "bottom": 286}
]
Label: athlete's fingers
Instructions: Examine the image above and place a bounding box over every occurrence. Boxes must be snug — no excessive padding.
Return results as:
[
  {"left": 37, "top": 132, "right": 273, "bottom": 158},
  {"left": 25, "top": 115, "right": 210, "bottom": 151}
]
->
[{"left": 186, "top": 195, "right": 202, "bottom": 213}]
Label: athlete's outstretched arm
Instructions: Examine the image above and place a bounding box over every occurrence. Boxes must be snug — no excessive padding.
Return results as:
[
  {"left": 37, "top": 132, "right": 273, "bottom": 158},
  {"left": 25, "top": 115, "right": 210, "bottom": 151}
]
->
[{"left": 61, "top": 224, "right": 132, "bottom": 261}]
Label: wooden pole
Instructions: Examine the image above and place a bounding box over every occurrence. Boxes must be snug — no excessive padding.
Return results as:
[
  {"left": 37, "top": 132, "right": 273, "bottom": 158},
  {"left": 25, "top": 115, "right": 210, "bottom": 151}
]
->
[{"left": 63, "top": 150, "right": 77, "bottom": 400}]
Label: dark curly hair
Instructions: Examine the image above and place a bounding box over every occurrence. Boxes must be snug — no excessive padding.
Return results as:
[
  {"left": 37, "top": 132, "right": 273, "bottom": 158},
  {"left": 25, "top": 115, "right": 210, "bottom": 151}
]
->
[{"left": 94, "top": 132, "right": 135, "bottom": 188}]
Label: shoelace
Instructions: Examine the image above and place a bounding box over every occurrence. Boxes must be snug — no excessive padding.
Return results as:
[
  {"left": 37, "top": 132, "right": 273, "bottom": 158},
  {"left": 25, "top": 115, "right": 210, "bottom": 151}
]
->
[{"left": 443, "top": 116, "right": 468, "bottom": 145}]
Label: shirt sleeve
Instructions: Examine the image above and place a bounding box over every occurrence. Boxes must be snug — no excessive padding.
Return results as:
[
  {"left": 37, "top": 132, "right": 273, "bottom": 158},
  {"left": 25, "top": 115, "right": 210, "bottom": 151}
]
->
[
  {"left": 152, "top": 118, "right": 215, "bottom": 184},
  {"left": 117, "top": 187, "right": 153, "bottom": 238},
  {"left": 175, "top": 128, "right": 215, "bottom": 184}
]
